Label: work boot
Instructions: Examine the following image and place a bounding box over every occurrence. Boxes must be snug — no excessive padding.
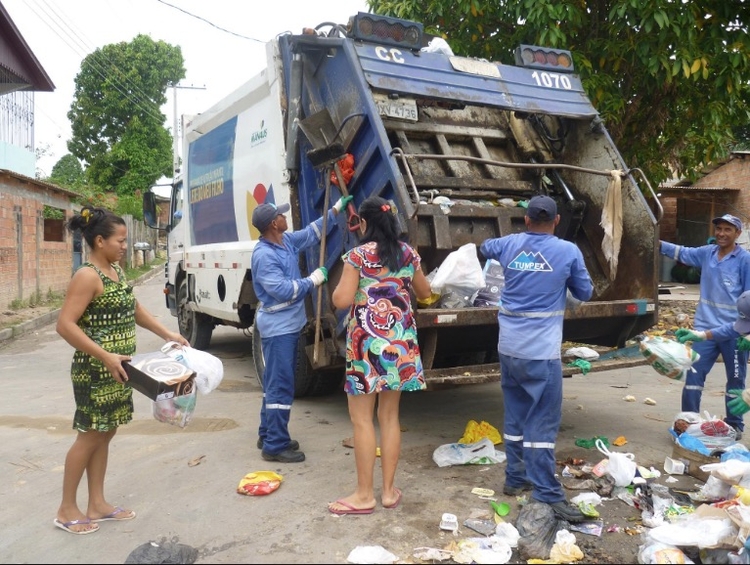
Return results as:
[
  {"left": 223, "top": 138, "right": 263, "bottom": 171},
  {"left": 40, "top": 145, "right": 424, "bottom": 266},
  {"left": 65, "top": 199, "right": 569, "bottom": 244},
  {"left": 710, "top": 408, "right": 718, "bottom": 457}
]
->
[
  {"left": 257, "top": 437, "right": 300, "bottom": 450},
  {"left": 502, "top": 481, "right": 533, "bottom": 496},
  {"left": 548, "top": 500, "right": 586, "bottom": 523},
  {"left": 261, "top": 448, "right": 306, "bottom": 463}
]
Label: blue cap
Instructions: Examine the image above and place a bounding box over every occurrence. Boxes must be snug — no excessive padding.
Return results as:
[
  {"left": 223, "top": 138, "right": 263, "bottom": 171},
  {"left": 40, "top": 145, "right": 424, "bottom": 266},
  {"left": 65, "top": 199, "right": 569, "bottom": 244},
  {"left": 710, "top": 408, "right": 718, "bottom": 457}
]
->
[
  {"left": 712, "top": 214, "right": 742, "bottom": 231},
  {"left": 252, "top": 202, "right": 290, "bottom": 233},
  {"left": 526, "top": 195, "right": 557, "bottom": 222}
]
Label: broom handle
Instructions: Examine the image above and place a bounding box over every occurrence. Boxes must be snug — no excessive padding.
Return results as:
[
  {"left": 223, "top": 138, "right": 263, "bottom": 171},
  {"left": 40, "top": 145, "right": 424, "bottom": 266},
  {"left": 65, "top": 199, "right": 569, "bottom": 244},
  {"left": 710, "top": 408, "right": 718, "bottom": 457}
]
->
[{"left": 313, "top": 172, "right": 332, "bottom": 364}]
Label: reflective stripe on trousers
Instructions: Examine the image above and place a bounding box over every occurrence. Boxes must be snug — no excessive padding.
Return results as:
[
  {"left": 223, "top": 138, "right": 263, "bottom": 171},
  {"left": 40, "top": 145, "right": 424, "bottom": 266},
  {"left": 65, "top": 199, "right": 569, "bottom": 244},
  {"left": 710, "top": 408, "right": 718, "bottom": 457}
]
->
[
  {"left": 258, "top": 331, "right": 299, "bottom": 454},
  {"left": 500, "top": 354, "right": 565, "bottom": 503}
]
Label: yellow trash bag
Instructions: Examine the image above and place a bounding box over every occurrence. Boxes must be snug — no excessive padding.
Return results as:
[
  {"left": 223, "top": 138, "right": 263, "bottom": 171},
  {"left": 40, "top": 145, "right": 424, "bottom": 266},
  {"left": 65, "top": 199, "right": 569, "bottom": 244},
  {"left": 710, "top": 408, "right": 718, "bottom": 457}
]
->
[
  {"left": 458, "top": 420, "right": 502, "bottom": 445},
  {"left": 237, "top": 471, "right": 283, "bottom": 496}
]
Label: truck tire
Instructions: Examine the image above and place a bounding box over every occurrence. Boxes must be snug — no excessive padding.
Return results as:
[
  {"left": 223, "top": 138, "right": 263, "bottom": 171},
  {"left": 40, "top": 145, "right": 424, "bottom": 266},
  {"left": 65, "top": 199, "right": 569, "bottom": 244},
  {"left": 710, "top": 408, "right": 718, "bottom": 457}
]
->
[
  {"left": 252, "top": 324, "right": 325, "bottom": 398},
  {"left": 177, "top": 277, "right": 213, "bottom": 350}
]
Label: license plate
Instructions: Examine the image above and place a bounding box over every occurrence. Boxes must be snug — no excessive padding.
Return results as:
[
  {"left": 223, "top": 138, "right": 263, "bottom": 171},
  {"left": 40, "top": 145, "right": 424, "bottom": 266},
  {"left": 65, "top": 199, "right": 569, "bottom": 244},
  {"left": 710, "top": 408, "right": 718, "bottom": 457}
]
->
[{"left": 375, "top": 97, "right": 418, "bottom": 121}]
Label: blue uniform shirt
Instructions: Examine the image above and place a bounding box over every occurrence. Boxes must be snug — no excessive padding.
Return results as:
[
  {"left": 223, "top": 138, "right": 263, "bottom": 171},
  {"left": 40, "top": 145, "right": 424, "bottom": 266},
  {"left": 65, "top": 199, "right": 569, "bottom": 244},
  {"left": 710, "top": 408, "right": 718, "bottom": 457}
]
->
[
  {"left": 660, "top": 241, "right": 750, "bottom": 330},
  {"left": 251, "top": 209, "right": 336, "bottom": 338},
  {"left": 481, "top": 231, "right": 593, "bottom": 360}
]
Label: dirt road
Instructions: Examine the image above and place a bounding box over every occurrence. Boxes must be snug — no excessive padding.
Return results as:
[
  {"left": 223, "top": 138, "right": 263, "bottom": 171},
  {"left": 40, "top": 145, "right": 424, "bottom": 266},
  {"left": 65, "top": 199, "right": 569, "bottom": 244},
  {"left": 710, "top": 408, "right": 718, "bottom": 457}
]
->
[{"left": 0, "top": 277, "right": 729, "bottom": 563}]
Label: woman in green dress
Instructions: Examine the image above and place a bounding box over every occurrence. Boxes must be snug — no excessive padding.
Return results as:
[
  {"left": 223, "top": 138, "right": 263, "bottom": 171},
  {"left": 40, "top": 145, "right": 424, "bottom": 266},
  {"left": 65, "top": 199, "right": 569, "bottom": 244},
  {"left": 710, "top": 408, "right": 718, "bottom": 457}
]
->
[{"left": 54, "top": 207, "right": 188, "bottom": 535}]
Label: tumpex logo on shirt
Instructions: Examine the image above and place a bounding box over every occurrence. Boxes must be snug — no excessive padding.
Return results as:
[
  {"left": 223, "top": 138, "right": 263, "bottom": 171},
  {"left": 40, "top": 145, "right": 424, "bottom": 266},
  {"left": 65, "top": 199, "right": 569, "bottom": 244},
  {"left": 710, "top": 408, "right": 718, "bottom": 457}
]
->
[{"left": 508, "top": 251, "right": 553, "bottom": 272}]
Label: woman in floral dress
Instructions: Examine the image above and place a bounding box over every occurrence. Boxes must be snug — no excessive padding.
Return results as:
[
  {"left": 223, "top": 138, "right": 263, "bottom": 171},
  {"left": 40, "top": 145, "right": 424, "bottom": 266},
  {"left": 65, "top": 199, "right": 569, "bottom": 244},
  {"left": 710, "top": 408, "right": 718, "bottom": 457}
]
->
[{"left": 329, "top": 196, "right": 432, "bottom": 515}]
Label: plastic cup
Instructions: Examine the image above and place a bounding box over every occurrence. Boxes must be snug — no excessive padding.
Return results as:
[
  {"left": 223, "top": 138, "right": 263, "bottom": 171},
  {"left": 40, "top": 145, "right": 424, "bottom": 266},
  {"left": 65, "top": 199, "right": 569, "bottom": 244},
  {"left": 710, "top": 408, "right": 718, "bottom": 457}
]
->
[{"left": 664, "top": 456, "right": 685, "bottom": 475}]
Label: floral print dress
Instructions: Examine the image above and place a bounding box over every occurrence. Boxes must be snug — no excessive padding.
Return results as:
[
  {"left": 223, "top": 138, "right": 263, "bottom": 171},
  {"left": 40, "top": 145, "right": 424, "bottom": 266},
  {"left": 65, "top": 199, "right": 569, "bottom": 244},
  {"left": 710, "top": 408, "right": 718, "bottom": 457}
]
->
[{"left": 342, "top": 241, "right": 426, "bottom": 394}]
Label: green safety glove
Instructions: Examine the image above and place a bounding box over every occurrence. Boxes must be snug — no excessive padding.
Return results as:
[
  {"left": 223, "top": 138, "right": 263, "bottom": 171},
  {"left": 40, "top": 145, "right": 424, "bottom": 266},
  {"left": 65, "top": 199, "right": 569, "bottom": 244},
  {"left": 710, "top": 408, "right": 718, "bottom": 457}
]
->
[
  {"left": 333, "top": 195, "right": 354, "bottom": 213},
  {"left": 728, "top": 388, "right": 750, "bottom": 416},
  {"left": 738, "top": 336, "right": 750, "bottom": 352},
  {"left": 308, "top": 266, "right": 328, "bottom": 287},
  {"left": 675, "top": 328, "right": 707, "bottom": 344}
]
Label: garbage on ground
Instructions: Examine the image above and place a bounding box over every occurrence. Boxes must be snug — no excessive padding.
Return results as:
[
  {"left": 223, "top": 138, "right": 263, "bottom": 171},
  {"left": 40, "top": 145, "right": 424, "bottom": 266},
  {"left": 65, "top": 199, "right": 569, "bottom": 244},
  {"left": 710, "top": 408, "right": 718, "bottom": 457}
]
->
[
  {"left": 638, "top": 335, "right": 700, "bottom": 380},
  {"left": 236, "top": 471, "right": 283, "bottom": 496},
  {"left": 516, "top": 500, "right": 569, "bottom": 560},
  {"left": 412, "top": 547, "right": 453, "bottom": 562},
  {"left": 432, "top": 437, "right": 507, "bottom": 467},
  {"left": 464, "top": 518, "right": 498, "bottom": 536},
  {"left": 567, "top": 358, "right": 592, "bottom": 375},
  {"left": 440, "top": 513, "right": 459, "bottom": 532},
  {"left": 458, "top": 419, "right": 503, "bottom": 444},
  {"left": 575, "top": 436, "right": 609, "bottom": 449},
  {"left": 565, "top": 346, "right": 600, "bottom": 361},
  {"left": 549, "top": 529, "right": 584, "bottom": 563},
  {"left": 671, "top": 411, "right": 739, "bottom": 450},
  {"left": 596, "top": 438, "right": 637, "bottom": 487},
  {"left": 346, "top": 545, "right": 398, "bottom": 564},
  {"left": 124, "top": 540, "right": 198, "bottom": 564}
]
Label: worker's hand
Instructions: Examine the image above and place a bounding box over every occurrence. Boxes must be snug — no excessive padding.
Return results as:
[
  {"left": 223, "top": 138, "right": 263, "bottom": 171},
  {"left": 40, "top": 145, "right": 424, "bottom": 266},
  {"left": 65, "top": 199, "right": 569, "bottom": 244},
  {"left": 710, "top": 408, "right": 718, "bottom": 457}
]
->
[
  {"left": 675, "top": 328, "right": 706, "bottom": 343},
  {"left": 737, "top": 336, "right": 750, "bottom": 352},
  {"left": 333, "top": 195, "right": 354, "bottom": 214},
  {"left": 308, "top": 267, "right": 328, "bottom": 287},
  {"left": 728, "top": 389, "right": 750, "bottom": 416}
]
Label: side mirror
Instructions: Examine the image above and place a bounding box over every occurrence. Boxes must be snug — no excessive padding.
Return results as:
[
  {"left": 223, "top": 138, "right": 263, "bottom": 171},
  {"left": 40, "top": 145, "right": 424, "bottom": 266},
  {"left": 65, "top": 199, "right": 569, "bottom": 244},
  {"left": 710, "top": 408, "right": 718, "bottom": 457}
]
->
[{"left": 143, "top": 192, "right": 162, "bottom": 230}]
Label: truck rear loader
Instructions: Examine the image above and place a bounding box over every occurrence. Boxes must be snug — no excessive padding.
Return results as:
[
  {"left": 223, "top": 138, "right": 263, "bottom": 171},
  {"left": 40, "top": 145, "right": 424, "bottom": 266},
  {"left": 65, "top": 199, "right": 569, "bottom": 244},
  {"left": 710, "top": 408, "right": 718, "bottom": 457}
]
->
[{"left": 144, "top": 13, "right": 662, "bottom": 397}]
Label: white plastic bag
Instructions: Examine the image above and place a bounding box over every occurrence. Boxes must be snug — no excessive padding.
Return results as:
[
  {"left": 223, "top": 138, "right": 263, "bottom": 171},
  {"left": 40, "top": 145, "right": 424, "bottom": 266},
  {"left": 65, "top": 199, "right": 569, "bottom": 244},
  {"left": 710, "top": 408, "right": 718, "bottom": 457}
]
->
[
  {"left": 152, "top": 388, "right": 196, "bottom": 428},
  {"left": 432, "top": 437, "right": 506, "bottom": 467},
  {"left": 430, "top": 243, "right": 485, "bottom": 293},
  {"left": 639, "top": 336, "right": 700, "bottom": 380},
  {"left": 596, "top": 438, "right": 637, "bottom": 487},
  {"left": 161, "top": 341, "right": 224, "bottom": 394}
]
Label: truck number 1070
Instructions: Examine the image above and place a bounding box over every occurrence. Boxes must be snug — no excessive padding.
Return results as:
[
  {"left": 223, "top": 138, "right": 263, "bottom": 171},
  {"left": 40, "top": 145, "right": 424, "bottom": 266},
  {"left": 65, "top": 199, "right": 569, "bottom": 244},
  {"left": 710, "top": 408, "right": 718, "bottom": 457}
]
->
[{"left": 531, "top": 71, "right": 572, "bottom": 90}]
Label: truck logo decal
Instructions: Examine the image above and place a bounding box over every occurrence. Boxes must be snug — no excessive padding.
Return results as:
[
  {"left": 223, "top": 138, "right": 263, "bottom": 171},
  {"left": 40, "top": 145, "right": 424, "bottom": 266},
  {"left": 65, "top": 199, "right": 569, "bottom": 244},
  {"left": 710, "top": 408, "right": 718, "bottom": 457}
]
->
[
  {"left": 508, "top": 251, "right": 553, "bottom": 272},
  {"left": 251, "top": 120, "right": 268, "bottom": 147}
]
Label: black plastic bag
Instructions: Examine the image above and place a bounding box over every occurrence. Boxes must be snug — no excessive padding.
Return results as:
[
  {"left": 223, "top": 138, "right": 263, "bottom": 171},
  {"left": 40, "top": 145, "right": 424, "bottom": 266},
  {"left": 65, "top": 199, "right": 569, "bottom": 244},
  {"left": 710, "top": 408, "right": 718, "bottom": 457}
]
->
[
  {"left": 516, "top": 501, "right": 570, "bottom": 560},
  {"left": 124, "top": 540, "right": 198, "bottom": 564}
]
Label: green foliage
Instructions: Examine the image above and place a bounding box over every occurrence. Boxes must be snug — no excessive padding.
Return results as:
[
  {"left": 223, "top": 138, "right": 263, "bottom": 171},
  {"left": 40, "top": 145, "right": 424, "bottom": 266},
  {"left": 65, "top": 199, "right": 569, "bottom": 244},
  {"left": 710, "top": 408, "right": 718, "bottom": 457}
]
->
[
  {"left": 49, "top": 154, "right": 85, "bottom": 189},
  {"left": 114, "top": 193, "right": 144, "bottom": 221},
  {"left": 67, "top": 34, "right": 185, "bottom": 195},
  {"left": 42, "top": 205, "right": 64, "bottom": 220},
  {"left": 366, "top": 0, "right": 750, "bottom": 185}
]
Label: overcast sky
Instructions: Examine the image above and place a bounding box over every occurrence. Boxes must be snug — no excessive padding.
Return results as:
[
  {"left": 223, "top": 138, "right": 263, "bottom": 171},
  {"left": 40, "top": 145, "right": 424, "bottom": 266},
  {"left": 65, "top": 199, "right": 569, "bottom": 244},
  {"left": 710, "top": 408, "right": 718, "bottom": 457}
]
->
[{"left": 4, "top": 0, "right": 369, "bottom": 177}]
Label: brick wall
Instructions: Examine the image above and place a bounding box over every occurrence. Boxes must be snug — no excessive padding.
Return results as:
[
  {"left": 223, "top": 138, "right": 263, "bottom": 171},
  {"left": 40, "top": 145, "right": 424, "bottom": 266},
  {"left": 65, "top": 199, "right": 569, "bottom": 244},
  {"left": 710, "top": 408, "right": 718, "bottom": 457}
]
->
[{"left": 0, "top": 173, "right": 77, "bottom": 310}]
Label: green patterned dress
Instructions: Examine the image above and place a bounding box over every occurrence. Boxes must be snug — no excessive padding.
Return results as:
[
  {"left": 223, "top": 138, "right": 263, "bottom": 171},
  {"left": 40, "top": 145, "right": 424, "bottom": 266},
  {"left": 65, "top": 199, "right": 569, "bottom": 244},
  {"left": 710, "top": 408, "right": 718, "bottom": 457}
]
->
[{"left": 70, "top": 263, "right": 136, "bottom": 431}]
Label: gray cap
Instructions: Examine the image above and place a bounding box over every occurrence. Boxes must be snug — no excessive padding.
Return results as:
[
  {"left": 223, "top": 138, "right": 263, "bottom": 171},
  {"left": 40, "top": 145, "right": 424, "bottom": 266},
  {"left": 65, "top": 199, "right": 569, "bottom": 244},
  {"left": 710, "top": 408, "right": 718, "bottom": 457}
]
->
[
  {"left": 526, "top": 195, "right": 557, "bottom": 222},
  {"left": 252, "top": 202, "right": 290, "bottom": 233},
  {"left": 734, "top": 290, "right": 750, "bottom": 335}
]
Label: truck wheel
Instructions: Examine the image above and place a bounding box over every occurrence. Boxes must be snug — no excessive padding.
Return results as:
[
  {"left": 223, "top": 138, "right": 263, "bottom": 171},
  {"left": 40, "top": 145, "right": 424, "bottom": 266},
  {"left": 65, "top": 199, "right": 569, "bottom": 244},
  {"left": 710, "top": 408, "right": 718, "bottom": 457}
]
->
[
  {"left": 252, "top": 324, "right": 319, "bottom": 398},
  {"left": 177, "top": 277, "right": 213, "bottom": 350}
]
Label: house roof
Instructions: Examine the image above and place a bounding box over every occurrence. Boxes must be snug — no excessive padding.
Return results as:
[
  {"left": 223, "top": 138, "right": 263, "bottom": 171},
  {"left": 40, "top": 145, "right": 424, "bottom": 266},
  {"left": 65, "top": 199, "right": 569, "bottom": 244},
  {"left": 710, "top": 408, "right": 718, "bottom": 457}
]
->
[
  {"left": 659, "top": 151, "right": 749, "bottom": 192},
  {"left": 0, "top": 1, "right": 54, "bottom": 94},
  {"left": 0, "top": 168, "right": 79, "bottom": 198}
]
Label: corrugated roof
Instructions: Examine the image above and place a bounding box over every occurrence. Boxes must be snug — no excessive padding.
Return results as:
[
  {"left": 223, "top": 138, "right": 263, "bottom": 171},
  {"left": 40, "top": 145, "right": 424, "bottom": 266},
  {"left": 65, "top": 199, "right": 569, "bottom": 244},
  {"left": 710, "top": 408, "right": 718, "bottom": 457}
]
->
[{"left": 0, "top": 168, "right": 80, "bottom": 198}]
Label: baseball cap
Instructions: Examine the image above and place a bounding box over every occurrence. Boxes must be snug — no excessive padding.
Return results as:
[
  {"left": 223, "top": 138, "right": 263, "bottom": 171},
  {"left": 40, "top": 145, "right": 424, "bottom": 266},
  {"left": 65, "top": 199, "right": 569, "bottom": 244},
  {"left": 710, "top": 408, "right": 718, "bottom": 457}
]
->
[
  {"left": 712, "top": 214, "right": 743, "bottom": 231},
  {"left": 526, "top": 195, "right": 557, "bottom": 222},
  {"left": 251, "top": 202, "right": 290, "bottom": 233},
  {"left": 734, "top": 290, "right": 750, "bottom": 335}
]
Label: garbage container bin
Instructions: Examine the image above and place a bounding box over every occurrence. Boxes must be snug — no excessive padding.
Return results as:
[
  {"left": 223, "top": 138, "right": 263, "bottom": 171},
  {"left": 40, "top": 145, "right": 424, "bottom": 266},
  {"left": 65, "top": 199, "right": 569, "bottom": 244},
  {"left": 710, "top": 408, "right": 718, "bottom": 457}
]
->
[{"left": 660, "top": 255, "right": 676, "bottom": 283}]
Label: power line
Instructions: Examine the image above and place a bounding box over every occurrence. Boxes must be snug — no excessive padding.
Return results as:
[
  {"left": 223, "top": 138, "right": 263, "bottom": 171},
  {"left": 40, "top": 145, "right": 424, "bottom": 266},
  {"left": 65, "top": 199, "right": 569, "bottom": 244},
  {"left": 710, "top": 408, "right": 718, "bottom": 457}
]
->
[{"left": 155, "top": 0, "right": 264, "bottom": 43}]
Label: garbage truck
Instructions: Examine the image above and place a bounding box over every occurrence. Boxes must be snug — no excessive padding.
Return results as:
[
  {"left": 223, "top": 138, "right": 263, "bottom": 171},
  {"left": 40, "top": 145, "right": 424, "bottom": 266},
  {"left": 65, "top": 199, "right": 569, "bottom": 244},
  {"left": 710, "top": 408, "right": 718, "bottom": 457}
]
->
[{"left": 143, "top": 12, "right": 662, "bottom": 396}]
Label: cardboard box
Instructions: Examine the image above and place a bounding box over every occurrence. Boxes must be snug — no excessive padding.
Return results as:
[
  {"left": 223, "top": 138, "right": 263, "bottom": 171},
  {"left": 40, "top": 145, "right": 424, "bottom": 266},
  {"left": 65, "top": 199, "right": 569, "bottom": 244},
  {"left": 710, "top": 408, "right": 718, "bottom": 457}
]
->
[
  {"left": 123, "top": 350, "right": 196, "bottom": 401},
  {"left": 671, "top": 443, "right": 721, "bottom": 482}
]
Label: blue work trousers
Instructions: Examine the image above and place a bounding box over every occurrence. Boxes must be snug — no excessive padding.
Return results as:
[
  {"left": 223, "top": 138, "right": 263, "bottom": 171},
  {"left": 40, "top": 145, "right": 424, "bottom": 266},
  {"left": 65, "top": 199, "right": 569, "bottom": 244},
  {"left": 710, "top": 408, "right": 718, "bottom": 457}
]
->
[
  {"left": 258, "top": 332, "right": 298, "bottom": 454},
  {"left": 500, "top": 354, "right": 565, "bottom": 504},
  {"left": 684, "top": 339, "right": 747, "bottom": 431}
]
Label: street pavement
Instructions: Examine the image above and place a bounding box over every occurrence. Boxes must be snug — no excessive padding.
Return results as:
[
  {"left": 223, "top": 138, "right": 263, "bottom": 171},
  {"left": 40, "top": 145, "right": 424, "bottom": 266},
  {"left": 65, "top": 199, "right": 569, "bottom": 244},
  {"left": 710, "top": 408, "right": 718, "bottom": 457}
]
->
[{"left": 0, "top": 276, "right": 731, "bottom": 564}]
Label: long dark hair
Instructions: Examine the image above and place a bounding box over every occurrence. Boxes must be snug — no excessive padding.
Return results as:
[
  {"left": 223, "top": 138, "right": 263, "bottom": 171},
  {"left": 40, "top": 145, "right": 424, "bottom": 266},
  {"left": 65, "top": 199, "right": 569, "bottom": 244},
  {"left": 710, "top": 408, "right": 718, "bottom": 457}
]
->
[
  {"left": 66, "top": 206, "right": 125, "bottom": 249},
  {"left": 358, "top": 196, "right": 404, "bottom": 271}
]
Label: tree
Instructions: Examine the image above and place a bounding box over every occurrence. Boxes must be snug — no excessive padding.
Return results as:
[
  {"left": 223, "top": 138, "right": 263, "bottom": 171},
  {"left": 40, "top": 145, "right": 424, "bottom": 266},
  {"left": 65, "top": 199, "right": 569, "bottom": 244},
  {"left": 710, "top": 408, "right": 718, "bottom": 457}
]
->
[
  {"left": 67, "top": 34, "right": 185, "bottom": 195},
  {"left": 367, "top": 0, "right": 750, "bottom": 185},
  {"left": 48, "top": 154, "right": 85, "bottom": 188}
]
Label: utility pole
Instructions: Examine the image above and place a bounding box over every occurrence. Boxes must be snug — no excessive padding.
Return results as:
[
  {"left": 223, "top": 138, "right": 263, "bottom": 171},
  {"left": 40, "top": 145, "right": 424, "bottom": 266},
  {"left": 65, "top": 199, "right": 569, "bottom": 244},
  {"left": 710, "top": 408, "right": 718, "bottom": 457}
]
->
[{"left": 170, "top": 83, "right": 206, "bottom": 178}]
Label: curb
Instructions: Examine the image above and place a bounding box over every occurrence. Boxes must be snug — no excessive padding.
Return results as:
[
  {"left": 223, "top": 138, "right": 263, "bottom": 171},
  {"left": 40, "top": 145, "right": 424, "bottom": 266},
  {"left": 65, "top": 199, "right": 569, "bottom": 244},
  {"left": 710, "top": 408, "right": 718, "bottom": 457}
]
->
[{"left": 0, "top": 265, "right": 165, "bottom": 345}]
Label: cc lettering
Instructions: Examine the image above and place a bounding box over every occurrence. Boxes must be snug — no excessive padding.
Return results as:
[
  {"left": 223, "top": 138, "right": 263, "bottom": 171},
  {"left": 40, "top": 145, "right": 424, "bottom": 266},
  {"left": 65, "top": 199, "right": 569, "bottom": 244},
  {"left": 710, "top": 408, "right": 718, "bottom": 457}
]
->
[{"left": 375, "top": 46, "right": 405, "bottom": 64}]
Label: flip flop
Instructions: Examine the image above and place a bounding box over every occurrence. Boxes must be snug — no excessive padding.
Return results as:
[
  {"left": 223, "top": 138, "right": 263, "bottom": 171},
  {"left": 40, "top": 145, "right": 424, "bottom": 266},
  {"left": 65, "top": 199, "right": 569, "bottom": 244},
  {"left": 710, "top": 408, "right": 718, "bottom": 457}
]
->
[
  {"left": 328, "top": 499, "right": 375, "bottom": 515},
  {"left": 53, "top": 518, "right": 99, "bottom": 535},
  {"left": 383, "top": 488, "right": 402, "bottom": 509},
  {"left": 91, "top": 506, "right": 136, "bottom": 522}
]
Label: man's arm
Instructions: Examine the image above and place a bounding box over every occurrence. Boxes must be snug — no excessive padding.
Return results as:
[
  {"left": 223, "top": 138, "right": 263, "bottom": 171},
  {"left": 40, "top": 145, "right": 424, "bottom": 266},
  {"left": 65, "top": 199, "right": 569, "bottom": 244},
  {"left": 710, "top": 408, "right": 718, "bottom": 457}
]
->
[
  {"left": 567, "top": 250, "right": 593, "bottom": 302},
  {"left": 659, "top": 240, "right": 707, "bottom": 268}
]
